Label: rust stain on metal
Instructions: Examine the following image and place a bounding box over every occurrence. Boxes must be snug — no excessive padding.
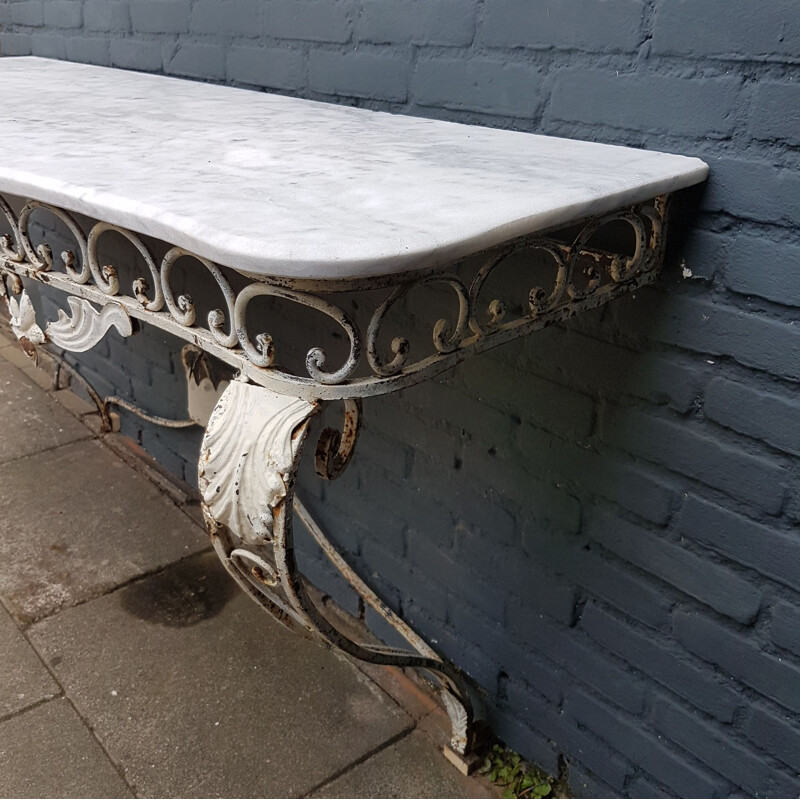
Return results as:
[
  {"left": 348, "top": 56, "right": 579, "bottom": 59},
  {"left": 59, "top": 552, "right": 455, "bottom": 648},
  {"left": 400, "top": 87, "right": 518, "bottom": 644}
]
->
[
  {"left": 18, "top": 336, "right": 37, "bottom": 361},
  {"left": 250, "top": 564, "right": 278, "bottom": 587},
  {"left": 314, "top": 398, "right": 362, "bottom": 480}
]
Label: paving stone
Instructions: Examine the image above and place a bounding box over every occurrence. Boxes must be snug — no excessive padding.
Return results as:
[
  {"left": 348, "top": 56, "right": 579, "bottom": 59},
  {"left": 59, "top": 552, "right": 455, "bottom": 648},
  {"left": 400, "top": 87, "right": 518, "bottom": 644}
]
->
[
  {"left": 0, "top": 698, "right": 132, "bottom": 798},
  {"left": 0, "top": 344, "right": 34, "bottom": 369},
  {"left": 20, "top": 362, "right": 55, "bottom": 390},
  {"left": 0, "top": 358, "right": 90, "bottom": 463},
  {"left": 0, "top": 603, "right": 60, "bottom": 717},
  {"left": 28, "top": 552, "right": 414, "bottom": 798},
  {"left": 53, "top": 386, "right": 97, "bottom": 417},
  {"left": 311, "top": 730, "right": 492, "bottom": 798},
  {"left": 0, "top": 438, "right": 208, "bottom": 623}
]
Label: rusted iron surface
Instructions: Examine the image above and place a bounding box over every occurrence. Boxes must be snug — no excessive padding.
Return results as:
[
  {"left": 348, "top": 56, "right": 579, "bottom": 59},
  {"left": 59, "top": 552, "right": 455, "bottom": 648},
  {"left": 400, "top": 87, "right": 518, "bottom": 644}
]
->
[{"left": 314, "top": 398, "right": 363, "bottom": 480}]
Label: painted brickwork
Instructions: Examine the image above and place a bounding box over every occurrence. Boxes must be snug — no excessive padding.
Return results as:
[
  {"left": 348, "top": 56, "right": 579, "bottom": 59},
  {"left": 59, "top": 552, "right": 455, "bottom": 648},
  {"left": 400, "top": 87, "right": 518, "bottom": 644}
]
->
[{"left": 1, "top": 2, "right": 799, "bottom": 796}]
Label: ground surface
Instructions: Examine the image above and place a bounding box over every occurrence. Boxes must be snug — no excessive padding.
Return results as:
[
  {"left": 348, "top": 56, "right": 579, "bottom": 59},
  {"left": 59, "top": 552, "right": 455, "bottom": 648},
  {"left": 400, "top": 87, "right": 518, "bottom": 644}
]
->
[{"left": 0, "top": 329, "right": 493, "bottom": 799}]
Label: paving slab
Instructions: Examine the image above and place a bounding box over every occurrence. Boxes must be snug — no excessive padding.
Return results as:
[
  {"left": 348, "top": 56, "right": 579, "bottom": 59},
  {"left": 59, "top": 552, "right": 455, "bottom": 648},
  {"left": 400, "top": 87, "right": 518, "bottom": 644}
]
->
[
  {"left": 0, "top": 438, "right": 209, "bottom": 623},
  {"left": 0, "top": 357, "right": 90, "bottom": 463},
  {"left": 28, "top": 551, "right": 414, "bottom": 798},
  {"left": 311, "top": 730, "right": 493, "bottom": 798},
  {"left": 54, "top": 386, "right": 98, "bottom": 418},
  {"left": 0, "top": 343, "right": 36, "bottom": 369},
  {"left": 0, "top": 603, "right": 60, "bottom": 718},
  {"left": 0, "top": 698, "right": 132, "bottom": 798}
]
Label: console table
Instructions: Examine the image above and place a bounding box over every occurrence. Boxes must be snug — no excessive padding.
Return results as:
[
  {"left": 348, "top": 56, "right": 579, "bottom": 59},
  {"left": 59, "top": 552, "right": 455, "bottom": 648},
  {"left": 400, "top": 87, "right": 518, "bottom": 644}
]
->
[{"left": 0, "top": 57, "right": 708, "bottom": 770}]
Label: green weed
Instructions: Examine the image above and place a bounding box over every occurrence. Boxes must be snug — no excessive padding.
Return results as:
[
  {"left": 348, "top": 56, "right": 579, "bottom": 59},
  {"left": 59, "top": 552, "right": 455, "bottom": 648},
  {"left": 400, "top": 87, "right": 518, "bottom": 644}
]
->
[{"left": 478, "top": 743, "right": 557, "bottom": 799}]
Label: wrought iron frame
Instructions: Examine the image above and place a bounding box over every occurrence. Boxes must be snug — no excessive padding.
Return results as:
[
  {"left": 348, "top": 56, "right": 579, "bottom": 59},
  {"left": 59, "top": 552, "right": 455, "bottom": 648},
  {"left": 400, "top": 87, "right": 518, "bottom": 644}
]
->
[{"left": 0, "top": 191, "right": 669, "bottom": 771}]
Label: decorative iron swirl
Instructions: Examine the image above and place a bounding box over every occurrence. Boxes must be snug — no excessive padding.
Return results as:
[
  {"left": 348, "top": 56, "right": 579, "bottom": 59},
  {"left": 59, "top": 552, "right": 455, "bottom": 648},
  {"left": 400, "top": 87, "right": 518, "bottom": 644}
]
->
[
  {"left": 233, "top": 283, "right": 361, "bottom": 384},
  {"left": 364, "top": 203, "right": 659, "bottom": 385},
  {"left": 16, "top": 201, "right": 91, "bottom": 282},
  {"left": 0, "top": 195, "right": 23, "bottom": 263},
  {"left": 366, "top": 274, "right": 470, "bottom": 377},
  {"left": 468, "top": 242, "right": 568, "bottom": 336},
  {"left": 87, "top": 223, "right": 164, "bottom": 310},
  {"left": 0, "top": 194, "right": 363, "bottom": 385},
  {"left": 566, "top": 210, "right": 647, "bottom": 296},
  {"left": 161, "top": 247, "right": 237, "bottom": 348},
  {"left": 314, "top": 398, "right": 362, "bottom": 481}
]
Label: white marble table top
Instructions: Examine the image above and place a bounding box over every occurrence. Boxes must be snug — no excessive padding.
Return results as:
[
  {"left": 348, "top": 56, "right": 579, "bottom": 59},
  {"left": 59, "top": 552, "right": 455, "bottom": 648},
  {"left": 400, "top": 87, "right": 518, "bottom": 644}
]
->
[{"left": 0, "top": 57, "right": 708, "bottom": 282}]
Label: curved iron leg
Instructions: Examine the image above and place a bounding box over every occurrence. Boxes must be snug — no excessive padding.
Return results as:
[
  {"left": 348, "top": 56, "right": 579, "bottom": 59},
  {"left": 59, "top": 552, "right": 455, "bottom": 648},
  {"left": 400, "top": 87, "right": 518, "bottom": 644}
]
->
[{"left": 199, "top": 380, "right": 481, "bottom": 766}]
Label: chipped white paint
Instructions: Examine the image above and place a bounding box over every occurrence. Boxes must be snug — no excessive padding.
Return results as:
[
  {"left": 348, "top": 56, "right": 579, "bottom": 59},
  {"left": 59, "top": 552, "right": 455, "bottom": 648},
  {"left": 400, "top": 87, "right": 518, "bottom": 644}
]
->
[
  {"left": 198, "top": 380, "right": 318, "bottom": 544},
  {"left": 7, "top": 291, "right": 45, "bottom": 344},
  {"left": 0, "top": 57, "right": 708, "bottom": 281},
  {"left": 46, "top": 297, "right": 133, "bottom": 352}
]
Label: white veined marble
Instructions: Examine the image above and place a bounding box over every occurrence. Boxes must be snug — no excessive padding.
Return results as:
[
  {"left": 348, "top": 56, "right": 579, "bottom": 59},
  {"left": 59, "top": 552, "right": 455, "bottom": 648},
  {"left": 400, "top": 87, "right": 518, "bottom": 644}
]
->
[{"left": 0, "top": 57, "right": 708, "bottom": 282}]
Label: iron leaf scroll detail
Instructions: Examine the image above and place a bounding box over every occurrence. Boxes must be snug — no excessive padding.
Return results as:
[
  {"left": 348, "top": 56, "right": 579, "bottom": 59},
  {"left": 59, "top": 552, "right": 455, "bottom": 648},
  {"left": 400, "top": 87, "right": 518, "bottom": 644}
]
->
[
  {"left": 47, "top": 297, "right": 133, "bottom": 352},
  {"left": 199, "top": 380, "right": 318, "bottom": 544}
]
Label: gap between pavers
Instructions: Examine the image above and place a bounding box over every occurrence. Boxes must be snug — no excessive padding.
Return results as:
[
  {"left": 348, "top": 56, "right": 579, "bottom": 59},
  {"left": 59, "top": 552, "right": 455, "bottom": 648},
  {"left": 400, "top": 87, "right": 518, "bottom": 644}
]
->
[
  {"left": 0, "top": 327, "right": 497, "bottom": 798},
  {"left": 0, "top": 602, "right": 60, "bottom": 719},
  {"left": 0, "top": 355, "right": 91, "bottom": 463},
  {"left": 309, "top": 730, "right": 491, "bottom": 799}
]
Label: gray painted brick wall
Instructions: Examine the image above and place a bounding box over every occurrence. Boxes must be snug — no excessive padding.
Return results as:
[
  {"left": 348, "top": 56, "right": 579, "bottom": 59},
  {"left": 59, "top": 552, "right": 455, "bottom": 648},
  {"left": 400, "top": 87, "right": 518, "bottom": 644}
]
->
[{"left": 1, "top": 2, "right": 799, "bottom": 796}]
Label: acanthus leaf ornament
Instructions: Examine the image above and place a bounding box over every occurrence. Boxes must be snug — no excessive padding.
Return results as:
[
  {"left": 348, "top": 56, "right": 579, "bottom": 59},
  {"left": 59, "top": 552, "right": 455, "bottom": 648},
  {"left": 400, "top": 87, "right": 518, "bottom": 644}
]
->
[
  {"left": 46, "top": 297, "right": 134, "bottom": 352},
  {"left": 198, "top": 380, "right": 319, "bottom": 545}
]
